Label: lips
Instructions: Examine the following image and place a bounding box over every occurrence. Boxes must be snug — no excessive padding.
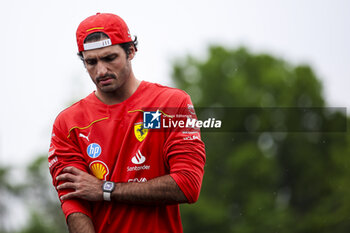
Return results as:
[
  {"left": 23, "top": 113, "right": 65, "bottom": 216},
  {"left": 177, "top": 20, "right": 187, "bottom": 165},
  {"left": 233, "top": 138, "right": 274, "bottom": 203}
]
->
[
  {"left": 97, "top": 74, "right": 116, "bottom": 85},
  {"left": 99, "top": 78, "right": 113, "bottom": 85}
]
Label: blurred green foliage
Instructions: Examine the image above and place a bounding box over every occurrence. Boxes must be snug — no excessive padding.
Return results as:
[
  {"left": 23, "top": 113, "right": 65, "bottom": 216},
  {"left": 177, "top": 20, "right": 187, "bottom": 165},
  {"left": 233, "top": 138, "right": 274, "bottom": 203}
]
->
[
  {"left": 0, "top": 45, "right": 349, "bottom": 233},
  {"left": 173, "top": 46, "right": 349, "bottom": 233},
  {"left": 0, "top": 156, "right": 67, "bottom": 233}
]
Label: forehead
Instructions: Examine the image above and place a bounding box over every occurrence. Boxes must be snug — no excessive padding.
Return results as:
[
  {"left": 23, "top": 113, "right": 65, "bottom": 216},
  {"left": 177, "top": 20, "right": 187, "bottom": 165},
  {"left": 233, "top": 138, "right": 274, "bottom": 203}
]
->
[{"left": 82, "top": 44, "right": 124, "bottom": 59}]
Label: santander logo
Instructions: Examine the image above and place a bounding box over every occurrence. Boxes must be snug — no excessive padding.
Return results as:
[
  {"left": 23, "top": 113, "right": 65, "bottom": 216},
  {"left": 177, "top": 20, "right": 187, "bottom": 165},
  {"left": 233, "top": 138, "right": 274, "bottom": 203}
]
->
[{"left": 131, "top": 150, "right": 146, "bottom": 165}]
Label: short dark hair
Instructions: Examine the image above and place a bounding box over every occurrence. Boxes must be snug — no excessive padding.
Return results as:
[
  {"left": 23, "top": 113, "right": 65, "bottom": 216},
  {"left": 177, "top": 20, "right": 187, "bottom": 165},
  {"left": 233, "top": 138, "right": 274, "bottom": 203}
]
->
[{"left": 77, "top": 32, "right": 138, "bottom": 61}]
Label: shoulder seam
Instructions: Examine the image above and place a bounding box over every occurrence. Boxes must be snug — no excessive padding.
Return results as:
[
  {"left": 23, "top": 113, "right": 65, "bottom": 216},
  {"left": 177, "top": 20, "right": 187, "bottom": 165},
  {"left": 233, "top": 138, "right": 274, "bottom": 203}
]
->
[{"left": 67, "top": 117, "right": 109, "bottom": 138}]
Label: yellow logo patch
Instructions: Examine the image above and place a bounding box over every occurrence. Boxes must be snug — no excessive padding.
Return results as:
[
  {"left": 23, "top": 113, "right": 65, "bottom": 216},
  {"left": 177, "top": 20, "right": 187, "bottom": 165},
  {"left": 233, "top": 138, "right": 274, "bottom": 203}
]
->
[
  {"left": 89, "top": 161, "right": 109, "bottom": 180},
  {"left": 134, "top": 122, "right": 148, "bottom": 142}
]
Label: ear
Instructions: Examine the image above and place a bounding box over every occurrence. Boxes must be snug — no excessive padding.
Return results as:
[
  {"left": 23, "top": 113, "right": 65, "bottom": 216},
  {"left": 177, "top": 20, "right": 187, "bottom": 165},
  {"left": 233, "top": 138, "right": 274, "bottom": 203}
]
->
[
  {"left": 79, "top": 51, "right": 87, "bottom": 68},
  {"left": 128, "top": 46, "right": 136, "bottom": 61}
]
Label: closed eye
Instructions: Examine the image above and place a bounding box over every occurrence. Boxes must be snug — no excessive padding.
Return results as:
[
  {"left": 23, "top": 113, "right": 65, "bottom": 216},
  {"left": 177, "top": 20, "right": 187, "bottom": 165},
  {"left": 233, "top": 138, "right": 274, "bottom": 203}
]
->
[
  {"left": 85, "top": 58, "right": 97, "bottom": 65},
  {"left": 101, "top": 54, "right": 117, "bottom": 62}
]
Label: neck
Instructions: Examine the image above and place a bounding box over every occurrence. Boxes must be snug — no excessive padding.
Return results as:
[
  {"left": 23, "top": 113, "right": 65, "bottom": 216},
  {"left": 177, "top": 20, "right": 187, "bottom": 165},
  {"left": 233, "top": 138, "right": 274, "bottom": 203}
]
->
[{"left": 95, "top": 72, "right": 141, "bottom": 105}]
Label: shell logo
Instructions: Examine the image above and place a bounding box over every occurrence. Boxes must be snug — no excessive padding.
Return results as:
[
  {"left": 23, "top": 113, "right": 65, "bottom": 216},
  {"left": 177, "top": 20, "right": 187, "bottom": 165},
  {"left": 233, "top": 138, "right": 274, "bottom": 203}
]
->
[{"left": 89, "top": 161, "right": 109, "bottom": 180}]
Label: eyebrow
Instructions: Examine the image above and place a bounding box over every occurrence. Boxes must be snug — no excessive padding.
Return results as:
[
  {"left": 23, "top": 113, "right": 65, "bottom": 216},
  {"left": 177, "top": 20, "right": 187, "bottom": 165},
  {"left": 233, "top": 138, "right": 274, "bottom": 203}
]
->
[{"left": 84, "top": 52, "right": 118, "bottom": 61}]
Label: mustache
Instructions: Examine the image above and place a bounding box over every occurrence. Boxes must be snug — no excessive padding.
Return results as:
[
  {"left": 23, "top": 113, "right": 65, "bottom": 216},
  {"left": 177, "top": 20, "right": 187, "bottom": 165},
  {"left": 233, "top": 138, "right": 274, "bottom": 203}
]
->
[{"left": 96, "top": 74, "right": 117, "bottom": 82}]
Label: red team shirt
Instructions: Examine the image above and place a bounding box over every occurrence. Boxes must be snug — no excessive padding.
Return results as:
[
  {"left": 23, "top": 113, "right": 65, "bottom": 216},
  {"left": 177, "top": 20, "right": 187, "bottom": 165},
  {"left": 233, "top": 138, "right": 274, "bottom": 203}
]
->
[{"left": 48, "top": 81, "right": 206, "bottom": 233}]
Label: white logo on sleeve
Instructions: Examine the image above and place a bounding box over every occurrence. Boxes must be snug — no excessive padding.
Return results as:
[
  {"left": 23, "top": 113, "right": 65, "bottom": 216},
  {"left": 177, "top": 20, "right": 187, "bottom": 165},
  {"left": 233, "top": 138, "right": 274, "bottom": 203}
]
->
[
  {"left": 79, "top": 132, "right": 90, "bottom": 141},
  {"left": 131, "top": 150, "right": 146, "bottom": 164}
]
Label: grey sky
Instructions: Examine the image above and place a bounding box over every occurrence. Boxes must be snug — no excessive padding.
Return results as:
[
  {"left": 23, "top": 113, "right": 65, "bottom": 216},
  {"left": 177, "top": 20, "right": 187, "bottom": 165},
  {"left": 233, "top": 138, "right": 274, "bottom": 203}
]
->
[{"left": 0, "top": 0, "right": 349, "bottom": 167}]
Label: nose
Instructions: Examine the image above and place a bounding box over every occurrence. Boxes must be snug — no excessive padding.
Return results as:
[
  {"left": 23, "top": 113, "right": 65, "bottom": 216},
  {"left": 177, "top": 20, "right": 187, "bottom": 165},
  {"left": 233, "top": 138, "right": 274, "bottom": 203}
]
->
[{"left": 96, "top": 61, "right": 108, "bottom": 77}]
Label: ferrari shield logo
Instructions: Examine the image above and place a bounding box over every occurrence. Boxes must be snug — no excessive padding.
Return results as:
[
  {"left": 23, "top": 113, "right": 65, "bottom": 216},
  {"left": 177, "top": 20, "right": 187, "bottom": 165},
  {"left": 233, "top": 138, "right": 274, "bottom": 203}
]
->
[{"left": 134, "top": 122, "right": 148, "bottom": 142}]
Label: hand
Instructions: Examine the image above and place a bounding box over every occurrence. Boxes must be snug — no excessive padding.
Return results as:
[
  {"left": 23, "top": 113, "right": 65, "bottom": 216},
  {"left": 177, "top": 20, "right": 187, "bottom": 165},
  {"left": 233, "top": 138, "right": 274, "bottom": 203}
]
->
[{"left": 56, "top": 166, "right": 103, "bottom": 201}]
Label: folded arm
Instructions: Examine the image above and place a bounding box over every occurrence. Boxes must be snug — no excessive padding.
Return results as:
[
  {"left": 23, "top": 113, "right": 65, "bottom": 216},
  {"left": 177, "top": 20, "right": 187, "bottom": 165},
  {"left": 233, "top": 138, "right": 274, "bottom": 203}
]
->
[{"left": 57, "top": 166, "right": 187, "bottom": 204}]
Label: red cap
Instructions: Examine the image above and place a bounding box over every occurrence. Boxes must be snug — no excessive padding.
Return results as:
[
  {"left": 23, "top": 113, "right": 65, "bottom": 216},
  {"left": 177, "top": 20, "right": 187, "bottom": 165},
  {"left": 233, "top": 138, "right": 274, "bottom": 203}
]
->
[{"left": 76, "top": 13, "right": 132, "bottom": 52}]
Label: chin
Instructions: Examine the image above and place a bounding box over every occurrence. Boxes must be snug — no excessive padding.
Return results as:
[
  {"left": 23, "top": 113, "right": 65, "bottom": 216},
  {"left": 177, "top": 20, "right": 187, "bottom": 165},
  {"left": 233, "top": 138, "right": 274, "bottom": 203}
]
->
[{"left": 100, "top": 85, "right": 120, "bottom": 93}]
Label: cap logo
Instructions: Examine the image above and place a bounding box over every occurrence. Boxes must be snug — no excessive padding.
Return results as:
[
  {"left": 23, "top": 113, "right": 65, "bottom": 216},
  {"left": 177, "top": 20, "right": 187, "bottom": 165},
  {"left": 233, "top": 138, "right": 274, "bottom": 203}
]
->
[
  {"left": 83, "top": 39, "right": 112, "bottom": 51},
  {"left": 86, "top": 27, "right": 104, "bottom": 32}
]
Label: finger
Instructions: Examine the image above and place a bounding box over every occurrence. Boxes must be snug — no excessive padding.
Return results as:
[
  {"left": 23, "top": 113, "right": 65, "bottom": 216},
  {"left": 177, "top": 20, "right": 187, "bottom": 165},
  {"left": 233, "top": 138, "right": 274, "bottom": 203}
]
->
[
  {"left": 57, "top": 182, "right": 75, "bottom": 190},
  {"left": 60, "top": 192, "right": 78, "bottom": 201},
  {"left": 62, "top": 166, "right": 83, "bottom": 175},
  {"left": 56, "top": 173, "right": 77, "bottom": 182}
]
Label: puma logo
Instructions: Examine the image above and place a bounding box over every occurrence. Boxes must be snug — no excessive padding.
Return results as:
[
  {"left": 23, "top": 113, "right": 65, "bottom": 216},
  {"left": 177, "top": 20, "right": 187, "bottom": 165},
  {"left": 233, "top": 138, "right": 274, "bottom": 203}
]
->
[{"left": 79, "top": 132, "right": 90, "bottom": 142}]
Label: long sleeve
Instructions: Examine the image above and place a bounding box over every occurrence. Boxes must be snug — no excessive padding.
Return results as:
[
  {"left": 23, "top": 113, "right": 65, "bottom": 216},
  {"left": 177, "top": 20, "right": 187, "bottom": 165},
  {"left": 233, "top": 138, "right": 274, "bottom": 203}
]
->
[
  {"left": 163, "top": 94, "right": 206, "bottom": 203},
  {"left": 48, "top": 118, "right": 92, "bottom": 219}
]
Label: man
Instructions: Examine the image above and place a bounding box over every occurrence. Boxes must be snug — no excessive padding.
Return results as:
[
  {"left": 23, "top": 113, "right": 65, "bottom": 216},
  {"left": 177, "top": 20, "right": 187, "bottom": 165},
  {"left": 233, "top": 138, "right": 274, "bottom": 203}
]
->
[{"left": 48, "top": 13, "right": 206, "bottom": 233}]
